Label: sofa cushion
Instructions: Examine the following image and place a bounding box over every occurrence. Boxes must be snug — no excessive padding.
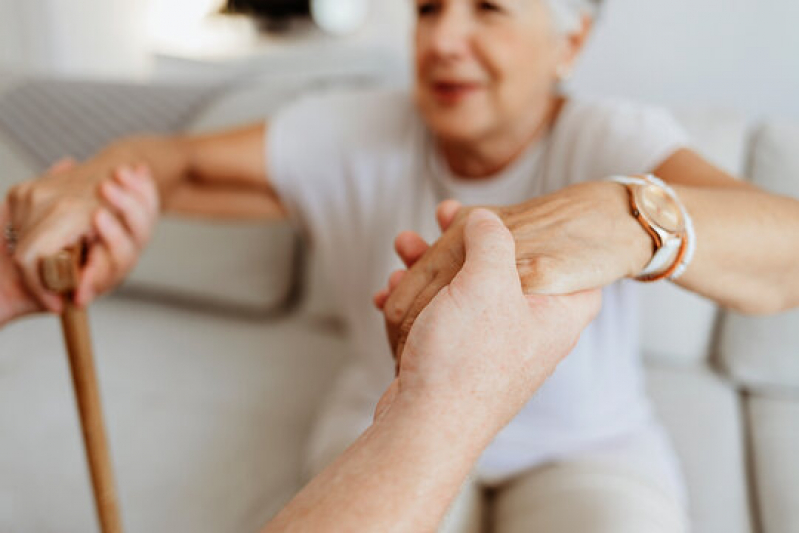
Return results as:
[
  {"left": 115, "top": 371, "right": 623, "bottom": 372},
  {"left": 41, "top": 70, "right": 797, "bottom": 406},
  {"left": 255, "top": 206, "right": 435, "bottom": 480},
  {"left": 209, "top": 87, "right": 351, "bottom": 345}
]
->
[
  {"left": 646, "top": 364, "right": 753, "bottom": 533},
  {"left": 0, "top": 297, "right": 350, "bottom": 533},
  {"left": 718, "top": 120, "right": 799, "bottom": 392},
  {"left": 747, "top": 394, "right": 799, "bottom": 533},
  {"left": 719, "top": 310, "right": 799, "bottom": 394},
  {"left": 122, "top": 217, "right": 297, "bottom": 312},
  {"left": 639, "top": 110, "right": 749, "bottom": 367}
]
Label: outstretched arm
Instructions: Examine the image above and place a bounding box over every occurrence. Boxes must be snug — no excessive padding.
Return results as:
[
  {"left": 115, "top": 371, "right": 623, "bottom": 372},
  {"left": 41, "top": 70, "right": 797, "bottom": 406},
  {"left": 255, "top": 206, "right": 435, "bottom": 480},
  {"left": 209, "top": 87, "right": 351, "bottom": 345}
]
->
[
  {"left": 2, "top": 122, "right": 286, "bottom": 321},
  {"left": 381, "top": 148, "right": 799, "bottom": 358}
]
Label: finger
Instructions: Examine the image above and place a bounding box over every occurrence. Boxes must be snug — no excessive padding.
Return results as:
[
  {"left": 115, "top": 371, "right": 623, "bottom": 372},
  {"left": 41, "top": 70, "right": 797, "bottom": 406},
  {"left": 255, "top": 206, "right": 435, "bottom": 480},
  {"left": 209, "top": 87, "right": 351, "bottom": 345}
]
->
[
  {"left": 12, "top": 207, "right": 96, "bottom": 312},
  {"left": 75, "top": 242, "right": 113, "bottom": 306},
  {"left": 460, "top": 208, "right": 517, "bottom": 281},
  {"left": 559, "top": 288, "right": 603, "bottom": 328},
  {"left": 436, "top": 199, "right": 463, "bottom": 232},
  {"left": 525, "top": 289, "right": 603, "bottom": 334},
  {"left": 116, "top": 164, "right": 160, "bottom": 216},
  {"left": 388, "top": 269, "right": 406, "bottom": 292},
  {"left": 12, "top": 246, "right": 64, "bottom": 313},
  {"left": 383, "top": 263, "right": 435, "bottom": 350},
  {"left": 100, "top": 175, "right": 152, "bottom": 248},
  {"left": 373, "top": 289, "right": 390, "bottom": 310},
  {"left": 46, "top": 157, "right": 77, "bottom": 175},
  {"left": 394, "top": 231, "right": 429, "bottom": 269},
  {"left": 93, "top": 208, "right": 137, "bottom": 288},
  {"left": 392, "top": 275, "right": 450, "bottom": 360},
  {"left": 373, "top": 270, "right": 407, "bottom": 310}
]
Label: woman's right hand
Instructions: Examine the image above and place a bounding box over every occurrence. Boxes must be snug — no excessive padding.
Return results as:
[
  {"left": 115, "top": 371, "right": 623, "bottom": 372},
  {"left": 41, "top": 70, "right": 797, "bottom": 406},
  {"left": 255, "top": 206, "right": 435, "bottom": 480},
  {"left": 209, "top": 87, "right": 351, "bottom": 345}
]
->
[{"left": 3, "top": 157, "right": 159, "bottom": 319}]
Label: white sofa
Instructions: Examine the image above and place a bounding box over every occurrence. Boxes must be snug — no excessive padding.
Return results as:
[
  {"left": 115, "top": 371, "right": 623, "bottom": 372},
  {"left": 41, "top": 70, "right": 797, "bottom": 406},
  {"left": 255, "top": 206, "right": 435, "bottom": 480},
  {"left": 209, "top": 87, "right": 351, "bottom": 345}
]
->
[{"left": 1, "top": 70, "right": 798, "bottom": 533}]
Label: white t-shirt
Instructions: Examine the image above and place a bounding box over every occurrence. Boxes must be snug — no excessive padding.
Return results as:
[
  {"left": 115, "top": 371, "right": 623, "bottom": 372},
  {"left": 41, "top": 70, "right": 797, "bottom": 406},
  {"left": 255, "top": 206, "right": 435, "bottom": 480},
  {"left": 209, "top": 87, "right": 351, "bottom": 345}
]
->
[{"left": 267, "top": 89, "right": 690, "bottom": 483}]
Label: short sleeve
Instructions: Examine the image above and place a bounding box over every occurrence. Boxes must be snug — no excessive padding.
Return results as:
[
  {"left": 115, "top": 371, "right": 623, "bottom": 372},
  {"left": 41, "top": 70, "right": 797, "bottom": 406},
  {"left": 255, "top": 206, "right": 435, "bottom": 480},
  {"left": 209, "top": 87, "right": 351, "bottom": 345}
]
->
[
  {"left": 551, "top": 98, "right": 692, "bottom": 184},
  {"left": 266, "top": 89, "right": 417, "bottom": 245},
  {"left": 266, "top": 92, "right": 349, "bottom": 241}
]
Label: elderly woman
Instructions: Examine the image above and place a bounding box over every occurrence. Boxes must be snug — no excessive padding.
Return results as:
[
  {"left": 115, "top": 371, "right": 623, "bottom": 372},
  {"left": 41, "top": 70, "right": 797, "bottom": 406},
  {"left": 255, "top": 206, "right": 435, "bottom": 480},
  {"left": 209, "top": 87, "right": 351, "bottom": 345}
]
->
[{"left": 3, "top": 0, "right": 799, "bottom": 531}]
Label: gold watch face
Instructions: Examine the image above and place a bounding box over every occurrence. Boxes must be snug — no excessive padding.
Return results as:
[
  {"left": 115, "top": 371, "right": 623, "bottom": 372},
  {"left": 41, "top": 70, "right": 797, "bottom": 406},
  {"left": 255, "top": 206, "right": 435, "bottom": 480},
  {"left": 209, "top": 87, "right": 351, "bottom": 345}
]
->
[{"left": 635, "top": 184, "right": 685, "bottom": 233}]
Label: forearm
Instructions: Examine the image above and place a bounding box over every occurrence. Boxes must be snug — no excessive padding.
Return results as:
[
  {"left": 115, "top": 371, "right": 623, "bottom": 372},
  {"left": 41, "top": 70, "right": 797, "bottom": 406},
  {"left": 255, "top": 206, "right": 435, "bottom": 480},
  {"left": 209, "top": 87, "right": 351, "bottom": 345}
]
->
[
  {"left": 263, "top": 398, "right": 487, "bottom": 533},
  {"left": 99, "top": 134, "right": 192, "bottom": 202},
  {"left": 673, "top": 185, "right": 799, "bottom": 314},
  {"left": 103, "top": 123, "right": 281, "bottom": 218}
]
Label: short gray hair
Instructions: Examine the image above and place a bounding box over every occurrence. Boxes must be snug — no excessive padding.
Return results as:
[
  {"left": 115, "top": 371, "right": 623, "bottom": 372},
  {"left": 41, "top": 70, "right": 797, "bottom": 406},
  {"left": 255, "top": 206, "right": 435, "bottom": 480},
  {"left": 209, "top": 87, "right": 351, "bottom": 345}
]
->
[{"left": 544, "top": 0, "right": 603, "bottom": 33}]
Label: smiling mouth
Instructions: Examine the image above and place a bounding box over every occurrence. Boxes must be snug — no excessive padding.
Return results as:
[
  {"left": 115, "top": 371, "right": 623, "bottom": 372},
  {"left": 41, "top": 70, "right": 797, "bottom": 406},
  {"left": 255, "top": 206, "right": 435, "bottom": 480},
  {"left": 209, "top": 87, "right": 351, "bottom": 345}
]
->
[{"left": 431, "top": 81, "right": 482, "bottom": 104}]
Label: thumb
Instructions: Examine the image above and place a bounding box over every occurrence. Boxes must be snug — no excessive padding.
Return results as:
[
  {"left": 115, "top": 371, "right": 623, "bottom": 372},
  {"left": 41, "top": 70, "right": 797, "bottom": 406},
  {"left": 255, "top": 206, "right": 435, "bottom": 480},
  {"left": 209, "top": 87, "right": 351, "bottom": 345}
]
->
[
  {"left": 461, "top": 209, "right": 517, "bottom": 281},
  {"left": 436, "top": 199, "right": 462, "bottom": 232}
]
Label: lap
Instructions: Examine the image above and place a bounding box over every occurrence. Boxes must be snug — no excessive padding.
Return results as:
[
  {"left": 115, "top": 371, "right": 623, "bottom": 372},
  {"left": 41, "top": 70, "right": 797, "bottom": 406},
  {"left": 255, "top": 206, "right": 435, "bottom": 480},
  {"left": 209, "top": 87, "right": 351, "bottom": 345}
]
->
[{"left": 490, "top": 460, "right": 689, "bottom": 533}]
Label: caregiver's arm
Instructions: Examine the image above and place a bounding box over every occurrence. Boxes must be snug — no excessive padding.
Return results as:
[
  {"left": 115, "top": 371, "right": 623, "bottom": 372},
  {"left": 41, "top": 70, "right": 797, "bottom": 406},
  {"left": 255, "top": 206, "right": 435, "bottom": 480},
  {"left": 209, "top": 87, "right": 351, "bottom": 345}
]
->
[
  {"left": 262, "top": 396, "right": 485, "bottom": 533},
  {"left": 263, "top": 210, "right": 601, "bottom": 532}
]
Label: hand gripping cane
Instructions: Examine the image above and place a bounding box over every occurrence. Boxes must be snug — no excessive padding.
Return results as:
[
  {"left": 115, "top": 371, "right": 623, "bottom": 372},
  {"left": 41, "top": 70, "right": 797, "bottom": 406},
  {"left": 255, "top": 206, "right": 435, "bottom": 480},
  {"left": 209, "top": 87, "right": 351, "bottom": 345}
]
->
[{"left": 41, "top": 246, "right": 123, "bottom": 533}]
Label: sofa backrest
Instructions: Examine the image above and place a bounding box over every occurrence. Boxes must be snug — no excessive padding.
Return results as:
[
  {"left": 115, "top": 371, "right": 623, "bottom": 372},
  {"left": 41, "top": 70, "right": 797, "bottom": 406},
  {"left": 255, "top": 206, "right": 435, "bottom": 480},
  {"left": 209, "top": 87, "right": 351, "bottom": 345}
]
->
[
  {"left": 638, "top": 109, "right": 751, "bottom": 367},
  {"left": 717, "top": 120, "right": 799, "bottom": 394}
]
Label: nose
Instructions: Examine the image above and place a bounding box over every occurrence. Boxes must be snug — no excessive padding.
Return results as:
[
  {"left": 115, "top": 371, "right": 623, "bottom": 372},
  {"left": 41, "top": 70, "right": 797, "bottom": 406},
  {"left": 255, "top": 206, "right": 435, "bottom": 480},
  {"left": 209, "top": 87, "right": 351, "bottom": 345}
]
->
[{"left": 427, "top": 7, "right": 472, "bottom": 60}]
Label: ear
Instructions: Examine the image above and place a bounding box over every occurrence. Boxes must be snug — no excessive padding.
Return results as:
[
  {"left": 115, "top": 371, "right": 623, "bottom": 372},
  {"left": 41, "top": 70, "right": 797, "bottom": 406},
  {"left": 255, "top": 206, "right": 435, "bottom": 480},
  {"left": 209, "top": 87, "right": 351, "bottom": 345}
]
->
[{"left": 558, "top": 13, "right": 594, "bottom": 75}]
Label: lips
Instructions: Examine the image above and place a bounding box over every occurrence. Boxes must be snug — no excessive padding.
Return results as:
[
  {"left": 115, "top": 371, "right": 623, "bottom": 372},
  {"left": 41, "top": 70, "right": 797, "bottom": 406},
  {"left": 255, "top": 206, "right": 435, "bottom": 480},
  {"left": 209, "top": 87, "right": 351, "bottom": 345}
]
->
[{"left": 431, "top": 81, "right": 482, "bottom": 104}]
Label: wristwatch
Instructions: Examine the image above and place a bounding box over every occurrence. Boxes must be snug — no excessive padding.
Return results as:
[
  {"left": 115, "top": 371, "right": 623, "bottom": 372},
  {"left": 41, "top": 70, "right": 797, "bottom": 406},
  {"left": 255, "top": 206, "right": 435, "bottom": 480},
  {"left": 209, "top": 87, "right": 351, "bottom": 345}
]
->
[{"left": 609, "top": 175, "right": 689, "bottom": 282}]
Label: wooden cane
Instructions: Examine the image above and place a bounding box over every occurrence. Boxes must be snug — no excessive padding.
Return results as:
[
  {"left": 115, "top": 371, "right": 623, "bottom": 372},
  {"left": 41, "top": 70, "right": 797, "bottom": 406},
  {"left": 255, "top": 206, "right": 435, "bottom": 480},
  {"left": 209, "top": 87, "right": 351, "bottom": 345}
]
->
[{"left": 41, "top": 247, "right": 123, "bottom": 533}]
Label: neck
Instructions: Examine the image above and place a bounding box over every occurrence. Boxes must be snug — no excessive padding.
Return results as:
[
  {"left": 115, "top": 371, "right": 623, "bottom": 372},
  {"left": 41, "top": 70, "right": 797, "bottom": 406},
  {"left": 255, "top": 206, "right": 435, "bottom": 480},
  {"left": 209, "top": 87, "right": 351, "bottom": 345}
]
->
[{"left": 439, "top": 96, "right": 564, "bottom": 179}]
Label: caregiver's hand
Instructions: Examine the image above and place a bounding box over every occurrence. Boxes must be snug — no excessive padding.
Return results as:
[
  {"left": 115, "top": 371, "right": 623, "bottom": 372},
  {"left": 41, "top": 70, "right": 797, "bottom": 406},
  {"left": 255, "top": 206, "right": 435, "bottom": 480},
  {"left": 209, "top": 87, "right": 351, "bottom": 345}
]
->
[
  {"left": 2, "top": 158, "right": 158, "bottom": 321},
  {"left": 373, "top": 209, "right": 601, "bottom": 439},
  {"left": 380, "top": 181, "right": 651, "bottom": 358}
]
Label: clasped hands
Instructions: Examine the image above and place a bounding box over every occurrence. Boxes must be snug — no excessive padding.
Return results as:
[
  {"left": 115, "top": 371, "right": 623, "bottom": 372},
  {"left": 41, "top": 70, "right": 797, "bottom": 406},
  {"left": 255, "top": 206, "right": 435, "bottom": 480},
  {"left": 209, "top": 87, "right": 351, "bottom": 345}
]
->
[
  {"left": 375, "top": 181, "right": 651, "bottom": 367},
  {"left": 1, "top": 157, "right": 158, "bottom": 325},
  {"left": 372, "top": 180, "right": 658, "bottom": 436}
]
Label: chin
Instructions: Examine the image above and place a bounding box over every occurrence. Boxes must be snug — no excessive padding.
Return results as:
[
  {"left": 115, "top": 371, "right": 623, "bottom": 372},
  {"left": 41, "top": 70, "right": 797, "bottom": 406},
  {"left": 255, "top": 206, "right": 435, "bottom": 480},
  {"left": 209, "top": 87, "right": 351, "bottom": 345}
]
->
[{"left": 417, "top": 94, "right": 494, "bottom": 144}]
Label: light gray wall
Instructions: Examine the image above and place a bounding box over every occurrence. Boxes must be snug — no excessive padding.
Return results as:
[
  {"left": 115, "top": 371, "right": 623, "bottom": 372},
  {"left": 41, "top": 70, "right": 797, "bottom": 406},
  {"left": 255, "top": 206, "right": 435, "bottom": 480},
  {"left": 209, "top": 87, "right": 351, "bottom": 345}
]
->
[
  {"left": 377, "top": 0, "right": 799, "bottom": 120},
  {"left": 569, "top": 0, "right": 799, "bottom": 120},
  {"left": 1, "top": 0, "right": 797, "bottom": 121}
]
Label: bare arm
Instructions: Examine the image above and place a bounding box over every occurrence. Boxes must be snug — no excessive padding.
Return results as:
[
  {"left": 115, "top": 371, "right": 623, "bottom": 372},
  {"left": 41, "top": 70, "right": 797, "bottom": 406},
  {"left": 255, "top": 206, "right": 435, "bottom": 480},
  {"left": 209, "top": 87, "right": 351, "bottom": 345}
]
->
[
  {"left": 2, "top": 122, "right": 286, "bottom": 317},
  {"left": 381, "top": 149, "right": 799, "bottom": 358},
  {"left": 263, "top": 398, "right": 484, "bottom": 533},
  {"left": 656, "top": 149, "right": 799, "bottom": 314},
  {"left": 95, "top": 123, "right": 286, "bottom": 220}
]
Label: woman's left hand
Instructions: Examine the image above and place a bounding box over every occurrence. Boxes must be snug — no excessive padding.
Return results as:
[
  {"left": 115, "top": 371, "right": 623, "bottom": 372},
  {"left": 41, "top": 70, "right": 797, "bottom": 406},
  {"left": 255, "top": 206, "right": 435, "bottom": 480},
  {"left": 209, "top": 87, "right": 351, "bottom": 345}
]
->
[{"left": 378, "top": 181, "right": 652, "bottom": 359}]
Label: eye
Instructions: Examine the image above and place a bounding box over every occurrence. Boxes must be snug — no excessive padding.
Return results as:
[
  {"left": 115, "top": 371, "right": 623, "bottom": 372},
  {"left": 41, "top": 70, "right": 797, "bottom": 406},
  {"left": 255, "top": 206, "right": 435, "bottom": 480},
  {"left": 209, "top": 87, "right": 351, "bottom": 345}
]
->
[
  {"left": 478, "top": 1, "right": 503, "bottom": 12},
  {"left": 417, "top": 2, "right": 440, "bottom": 16}
]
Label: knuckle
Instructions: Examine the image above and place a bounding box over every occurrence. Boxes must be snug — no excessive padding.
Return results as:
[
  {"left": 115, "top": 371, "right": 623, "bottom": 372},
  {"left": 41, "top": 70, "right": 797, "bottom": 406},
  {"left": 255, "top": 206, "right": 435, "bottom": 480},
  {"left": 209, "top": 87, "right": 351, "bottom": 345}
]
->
[
  {"left": 519, "top": 254, "right": 557, "bottom": 290},
  {"left": 386, "top": 301, "right": 406, "bottom": 325},
  {"left": 8, "top": 183, "right": 29, "bottom": 204},
  {"left": 11, "top": 251, "right": 26, "bottom": 270},
  {"left": 28, "top": 185, "right": 51, "bottom": 205}
]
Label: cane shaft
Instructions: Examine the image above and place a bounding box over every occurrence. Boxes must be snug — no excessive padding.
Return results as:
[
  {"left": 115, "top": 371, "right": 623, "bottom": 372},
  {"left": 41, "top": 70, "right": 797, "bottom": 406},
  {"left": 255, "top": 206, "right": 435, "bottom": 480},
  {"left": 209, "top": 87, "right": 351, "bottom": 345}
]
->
[
  {"left": 43, "top": 248, "right": 123, "bottom": 533},
  {"left": 61, "top": 303, "right": 123, "bottom": 533}
]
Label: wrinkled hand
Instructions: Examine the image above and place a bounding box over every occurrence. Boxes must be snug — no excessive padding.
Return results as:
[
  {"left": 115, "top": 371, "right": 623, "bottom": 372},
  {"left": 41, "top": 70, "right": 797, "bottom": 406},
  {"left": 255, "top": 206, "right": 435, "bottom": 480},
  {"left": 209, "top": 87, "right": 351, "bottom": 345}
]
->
[
  {"left": 379, "top": 181, "right": 650, "bottom": 359},
  {"left": 2, "top": 158, "right": 158, "bottom": 320},
  {"left": 374, "top": 209, "right": 601, "bottom": 437}
]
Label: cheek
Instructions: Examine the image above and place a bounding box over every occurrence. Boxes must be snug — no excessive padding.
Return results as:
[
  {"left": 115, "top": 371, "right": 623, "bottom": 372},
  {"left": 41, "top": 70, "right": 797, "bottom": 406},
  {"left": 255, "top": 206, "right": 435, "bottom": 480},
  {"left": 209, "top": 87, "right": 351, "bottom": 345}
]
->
[{"left": 477, "top": 32, "right": 559, "bottom": 107}]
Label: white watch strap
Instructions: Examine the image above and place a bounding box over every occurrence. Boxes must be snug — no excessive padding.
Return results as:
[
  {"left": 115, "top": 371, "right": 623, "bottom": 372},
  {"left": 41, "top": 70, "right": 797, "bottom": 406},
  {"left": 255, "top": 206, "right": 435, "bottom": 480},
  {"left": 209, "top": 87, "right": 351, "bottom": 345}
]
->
[{"left": 608, "top": 174, "right": 696, "bottom": 281}]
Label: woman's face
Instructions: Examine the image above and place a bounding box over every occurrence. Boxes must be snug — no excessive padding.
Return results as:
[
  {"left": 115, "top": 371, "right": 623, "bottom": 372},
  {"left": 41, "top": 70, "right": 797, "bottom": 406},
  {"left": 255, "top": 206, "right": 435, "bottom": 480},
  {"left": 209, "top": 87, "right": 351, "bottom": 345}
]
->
[{"left": 414, "top": 0, "right": 566, "bottom": 144}]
